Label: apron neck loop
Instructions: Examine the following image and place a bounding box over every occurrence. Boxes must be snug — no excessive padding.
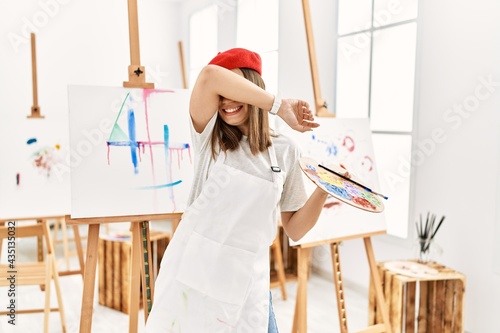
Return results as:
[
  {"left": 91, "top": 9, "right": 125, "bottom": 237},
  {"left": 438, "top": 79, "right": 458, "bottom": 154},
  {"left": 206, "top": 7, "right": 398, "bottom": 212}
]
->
[{"left": 268, "top": 144, "right": 281, "bottom": 183}]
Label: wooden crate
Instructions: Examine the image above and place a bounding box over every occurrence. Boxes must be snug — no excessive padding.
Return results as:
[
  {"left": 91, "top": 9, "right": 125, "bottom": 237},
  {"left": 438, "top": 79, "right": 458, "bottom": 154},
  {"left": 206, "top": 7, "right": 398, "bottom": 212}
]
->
[
  {"left": 98, "top": 230, "right": 170, "bottom": 314},
  {"left": 369, "top": 260, "right": 466, "bottom": 333}
]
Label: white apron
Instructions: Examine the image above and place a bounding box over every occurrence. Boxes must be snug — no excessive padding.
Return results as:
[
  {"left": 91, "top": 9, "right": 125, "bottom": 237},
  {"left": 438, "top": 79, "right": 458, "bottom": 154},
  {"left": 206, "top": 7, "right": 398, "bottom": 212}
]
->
[{"left": 145, "top": 144, "right": 284, "bottom": 332}]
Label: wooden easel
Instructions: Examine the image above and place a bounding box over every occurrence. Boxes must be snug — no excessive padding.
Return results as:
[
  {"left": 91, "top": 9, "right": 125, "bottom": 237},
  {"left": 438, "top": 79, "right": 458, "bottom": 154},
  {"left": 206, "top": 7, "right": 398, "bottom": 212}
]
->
[
  {"left": 123, "top": 0, "right": 154, "bottom": 89},
  {"left": 178, "top": 41, "right": 188, "bottom": 89},
  {"left": 292, "top": 234, "right": 392, "bottom": 333},
  {"left": 28, "top": 33, "right": 44, "bottom": 119},
  {"left": 301, "top": 0, "right": 332, "bottom": 117},
  {"left": 65, "top": 213, "right": 182, "bottom": 333},
  {"left": 0, "top": 216, "right": 84, "bottom": 278},
  {"left": 297, "top": 2, "right": 391, "bottom": 331}
]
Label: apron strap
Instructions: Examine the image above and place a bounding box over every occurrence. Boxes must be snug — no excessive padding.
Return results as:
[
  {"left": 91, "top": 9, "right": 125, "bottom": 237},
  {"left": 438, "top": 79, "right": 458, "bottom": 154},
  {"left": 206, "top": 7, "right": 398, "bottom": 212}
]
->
[
  {"left": 268, "top": 143, "right": 279, "bottom": 171},
  {"left": 268, "top": 144, "right": 282, "bottom": 184}
]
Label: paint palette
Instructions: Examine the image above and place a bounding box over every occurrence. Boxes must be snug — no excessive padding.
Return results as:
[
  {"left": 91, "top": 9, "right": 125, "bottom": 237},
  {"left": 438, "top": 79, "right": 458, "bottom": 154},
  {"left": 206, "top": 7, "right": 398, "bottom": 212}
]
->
[
  {"left": 299, "top": 157, "right": 384, "bottom": 213},
  {"left": 384, "top": 260, "right": 439, "bottom": 278}
]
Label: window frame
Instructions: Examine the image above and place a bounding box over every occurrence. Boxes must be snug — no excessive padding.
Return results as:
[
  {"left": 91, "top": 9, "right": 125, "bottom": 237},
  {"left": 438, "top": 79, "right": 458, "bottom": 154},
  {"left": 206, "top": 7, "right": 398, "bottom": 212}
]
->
[{"left": 333, "top": 0, "right": 422, "bottom": 243}]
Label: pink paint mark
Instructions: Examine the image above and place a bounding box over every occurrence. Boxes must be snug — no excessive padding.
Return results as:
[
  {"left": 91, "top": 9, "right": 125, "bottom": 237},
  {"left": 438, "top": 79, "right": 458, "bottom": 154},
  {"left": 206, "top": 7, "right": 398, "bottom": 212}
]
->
[
  {"left": 361, "top": 155, "right": 373, "bottom": 172},
  {"left": 342, "top": 135, "right": 355, "bottom": 152},
  {"left": 142, "top": 89, "right": 176, "bottom": 213},
  {"left": 107, "top": 144, "right": 111, "bottom": 165},
  {"left": 140, "top": 89, "right": 177, "bottom": 184},
  {"left": 170, "top": 148, "right": 188, "bottom": 169},
  {"left": 142, "top": 90, "right": 156, "bottom": 181}
]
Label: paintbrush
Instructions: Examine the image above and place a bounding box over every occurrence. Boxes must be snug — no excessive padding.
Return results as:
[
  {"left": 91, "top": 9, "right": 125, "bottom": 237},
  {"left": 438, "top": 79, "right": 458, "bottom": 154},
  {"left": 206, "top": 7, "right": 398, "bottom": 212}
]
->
[
  {"left": 416, "top": 213, "right": 445, "bottom": 253},
  {"left": 318, "top": 164, "right": 388, "bottom": 200},
  {"left": 430, "top": 215, "right": 446, "bottom": 239}
]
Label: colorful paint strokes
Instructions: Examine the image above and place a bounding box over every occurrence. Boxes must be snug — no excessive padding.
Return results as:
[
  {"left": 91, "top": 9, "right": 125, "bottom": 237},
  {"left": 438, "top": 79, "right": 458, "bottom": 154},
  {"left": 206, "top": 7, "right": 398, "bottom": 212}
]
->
[
  {"left": 27, "top": 137, "right": 62, "bottom": 178},
  {"left": 300, "top": 157, "right": 384, "bottom": 213},
  {"left": 105, "top": 89, "right": 192, "bottom": 212}
]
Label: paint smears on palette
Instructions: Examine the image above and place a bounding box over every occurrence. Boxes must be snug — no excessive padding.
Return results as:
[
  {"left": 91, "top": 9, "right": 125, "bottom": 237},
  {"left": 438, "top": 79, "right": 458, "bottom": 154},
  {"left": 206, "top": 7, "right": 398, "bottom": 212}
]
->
[{"left": 299, "top": 157, "right": 384, "bottom": 213}]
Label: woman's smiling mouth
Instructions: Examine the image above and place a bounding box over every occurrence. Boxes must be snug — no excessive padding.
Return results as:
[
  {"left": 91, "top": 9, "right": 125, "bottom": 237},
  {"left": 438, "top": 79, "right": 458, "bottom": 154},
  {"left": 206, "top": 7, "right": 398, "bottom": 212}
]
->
[{"left": 223, "top": 106, "right": 243, "bottom": 115}]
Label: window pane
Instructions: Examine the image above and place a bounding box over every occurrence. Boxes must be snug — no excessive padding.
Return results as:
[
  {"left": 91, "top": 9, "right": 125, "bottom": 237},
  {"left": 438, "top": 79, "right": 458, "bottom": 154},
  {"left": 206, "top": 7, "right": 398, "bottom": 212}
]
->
[
  {"left": 237, "top": 0, "right": 278, "bottom": 52},
  {"left": 237, "top": 0, "right": 279, "bottom": 95},
  {"left": 370, "top": 23, "right": 417, "bottom": 132},
  {"left": 338, "top": 0, "right": 373, "bottom": 35},
  {"left": 189, "top": 5, "right": 218, "bottom": 88},
  {"left": 335, "top": 33, "right": 371, "bottom": 118},
  {"left": 372, "top": 133, "right": 412, "bottom": 238},
  {"left": 261, "top": 51, "right": 278, "bottom": 94},
  {"left": 373, "top": 0, "right": 418, "bottom": 28}
]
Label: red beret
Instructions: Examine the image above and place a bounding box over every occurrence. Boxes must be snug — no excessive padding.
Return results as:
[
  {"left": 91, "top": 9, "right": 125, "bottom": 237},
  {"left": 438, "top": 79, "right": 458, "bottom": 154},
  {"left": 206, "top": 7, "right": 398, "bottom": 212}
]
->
[{"left": 208, "top": 48, "right": 262, "bottom": 76}]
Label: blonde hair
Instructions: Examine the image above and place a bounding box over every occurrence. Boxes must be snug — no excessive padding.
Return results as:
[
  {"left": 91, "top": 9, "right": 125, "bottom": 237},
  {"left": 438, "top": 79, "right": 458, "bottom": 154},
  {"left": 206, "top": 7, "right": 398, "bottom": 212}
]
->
[{"left": 211, "top": 68, "right": 272, "bottom": 158}]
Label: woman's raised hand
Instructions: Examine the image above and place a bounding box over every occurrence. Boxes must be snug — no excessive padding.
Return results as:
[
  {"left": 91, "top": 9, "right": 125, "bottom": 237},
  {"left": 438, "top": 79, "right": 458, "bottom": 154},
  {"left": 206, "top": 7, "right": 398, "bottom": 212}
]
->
[{"left": 278, "top": 99, "right": 320, "bottom": 133}]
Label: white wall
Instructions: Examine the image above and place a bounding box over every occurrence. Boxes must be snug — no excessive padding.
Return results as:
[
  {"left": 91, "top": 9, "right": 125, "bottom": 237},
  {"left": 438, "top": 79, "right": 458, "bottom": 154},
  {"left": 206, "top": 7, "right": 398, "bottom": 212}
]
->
[{"left": 277, "top": 0, "right": 500, "bottom": 332}]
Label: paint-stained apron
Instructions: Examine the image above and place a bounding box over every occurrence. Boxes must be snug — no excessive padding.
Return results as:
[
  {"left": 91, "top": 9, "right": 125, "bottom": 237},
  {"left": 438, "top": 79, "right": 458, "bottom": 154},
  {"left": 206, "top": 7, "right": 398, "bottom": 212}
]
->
[{"left": 145, "top": 144, "right": 284, "bottom": 332}]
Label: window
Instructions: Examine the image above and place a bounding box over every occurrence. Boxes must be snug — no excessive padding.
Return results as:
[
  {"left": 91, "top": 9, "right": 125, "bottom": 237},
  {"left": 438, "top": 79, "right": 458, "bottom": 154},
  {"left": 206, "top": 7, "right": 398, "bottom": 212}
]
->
[
  {"left": 335, "top": 0, "right": 419, "bottom": 238},
  {"left": 236, "top": 0, "right": 279, "bottom": 94},
  {"left": 188, "top": 5, "right": 218, "bottom": 89}
]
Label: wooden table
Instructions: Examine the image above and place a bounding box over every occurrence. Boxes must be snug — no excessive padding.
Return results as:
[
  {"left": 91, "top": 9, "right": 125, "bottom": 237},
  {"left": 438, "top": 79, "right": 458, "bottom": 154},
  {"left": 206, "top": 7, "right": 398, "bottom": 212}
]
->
[{"left": 369, "top": 260, "right": 466, "bottom": 333}]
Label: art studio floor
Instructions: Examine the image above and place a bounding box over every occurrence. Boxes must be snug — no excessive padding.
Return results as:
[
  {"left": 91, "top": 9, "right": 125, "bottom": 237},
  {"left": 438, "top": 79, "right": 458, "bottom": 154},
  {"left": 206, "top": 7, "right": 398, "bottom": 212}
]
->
[{"left": 0, "top": 223, "right": 371, "bottom": 333}]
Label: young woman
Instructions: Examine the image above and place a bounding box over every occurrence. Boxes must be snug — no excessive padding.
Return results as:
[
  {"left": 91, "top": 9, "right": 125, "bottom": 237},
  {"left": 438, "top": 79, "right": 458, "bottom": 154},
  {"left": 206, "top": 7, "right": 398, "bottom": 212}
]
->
[{"left": 145, "top": 48, "right": 328, "bottom": 332}]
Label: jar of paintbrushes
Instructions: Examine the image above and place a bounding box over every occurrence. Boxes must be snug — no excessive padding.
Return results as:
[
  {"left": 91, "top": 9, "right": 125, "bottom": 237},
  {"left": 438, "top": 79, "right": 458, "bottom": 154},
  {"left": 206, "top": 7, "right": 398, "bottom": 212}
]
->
[{"left": 415, "top": 212, "right": 445, "bottom": 263}]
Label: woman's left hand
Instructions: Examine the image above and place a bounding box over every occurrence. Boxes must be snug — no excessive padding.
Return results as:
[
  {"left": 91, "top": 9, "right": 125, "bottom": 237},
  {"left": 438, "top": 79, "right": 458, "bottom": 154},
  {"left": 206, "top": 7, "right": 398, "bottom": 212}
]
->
[{"left": 278, "top": 99, "right": 320, "bottom": 133}]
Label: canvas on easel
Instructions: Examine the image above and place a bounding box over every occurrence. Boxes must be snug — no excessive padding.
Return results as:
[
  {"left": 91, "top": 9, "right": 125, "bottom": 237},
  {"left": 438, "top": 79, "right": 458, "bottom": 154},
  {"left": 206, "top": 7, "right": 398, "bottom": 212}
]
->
[
  {"left": 0, "top": 32, "right": 70, "bottom": 220},
  {"left": 285, "top": 117, "right": 387, "bottom": 247},
  {"left": 277, "top": 117, "right": 392, "bottom": 333},
  {"left": 0, "top": 114, "right": 71, "bottom": 220},
  {"left": 67, "top": 85, "right": 191, "bottom": 333},
  {"left": 68, "top": 86, "right": 193, "bottom": 219}
]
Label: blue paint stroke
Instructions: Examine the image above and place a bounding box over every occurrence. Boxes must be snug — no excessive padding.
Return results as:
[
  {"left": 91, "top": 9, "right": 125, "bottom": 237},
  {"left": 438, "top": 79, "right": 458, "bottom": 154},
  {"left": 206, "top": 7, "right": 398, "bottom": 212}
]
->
[
  {"left": 135, "top": 180, "right": 182, "bottom": 190},
  {"left": 127, "top": 109, "right": 139, "bottom": 174},
  {"left": 163, "top": 125, "right": 176, "bottom": 204},
  {"left": 326, "top": 143, "right": 338, "bottom": 157},
  {"left": 319, "top": 179, "right": 351, "bottom": 201},
  {"left": 164, "top": 124, "right": 170, "bottom": 164},
  {"left": 27, "top": 138, "right": 37, "bottom": 145},
  {"left": 107, "top": 141, "right": 135, "bottom": 147}
]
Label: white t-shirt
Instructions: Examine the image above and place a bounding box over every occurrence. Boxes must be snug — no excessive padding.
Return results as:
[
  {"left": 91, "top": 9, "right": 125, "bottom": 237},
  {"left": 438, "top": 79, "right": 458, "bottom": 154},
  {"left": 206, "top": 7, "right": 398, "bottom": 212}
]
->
[{"left": 187, "top": 113, "right": 308, "bottom": 212}]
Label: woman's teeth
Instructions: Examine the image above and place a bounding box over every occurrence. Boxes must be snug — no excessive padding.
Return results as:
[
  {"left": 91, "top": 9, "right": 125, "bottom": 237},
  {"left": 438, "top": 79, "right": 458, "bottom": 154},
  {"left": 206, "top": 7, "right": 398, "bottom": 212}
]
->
[{"left": 224, "top": 106, "right": 241, "bottom": 113}]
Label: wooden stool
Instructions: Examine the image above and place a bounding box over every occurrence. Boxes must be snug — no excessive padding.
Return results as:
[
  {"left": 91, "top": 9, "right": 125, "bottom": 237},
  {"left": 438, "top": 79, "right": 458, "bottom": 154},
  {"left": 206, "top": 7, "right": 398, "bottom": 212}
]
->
[
  {"left": 97, "top": 230, "right": 170, "bottom": 314},
  {"left": 369, "top": 260, "right": 466, "bottom": 333}
]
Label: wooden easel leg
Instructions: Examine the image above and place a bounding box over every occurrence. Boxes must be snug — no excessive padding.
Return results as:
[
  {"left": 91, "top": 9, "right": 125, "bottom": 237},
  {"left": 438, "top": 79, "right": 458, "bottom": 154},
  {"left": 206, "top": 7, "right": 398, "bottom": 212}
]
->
[
  {"left": 129, "top": 222, "right": 142, "bottom": 333},
  {"left": 73, "top": 225, "right": 85, "bottom": 277},
  {"left": 37, "top": 219, "right": 44, "bottom": 262},
  {"left": 364, "top": 237, "right": 393, "bottom": 333},
  {"left": 79, "top": 224, "right": 100, "bottom": 333},
  {"left": 292, "top": 246, "right": 311, "bottom": 333},
  {"left": 60, "top": 217, "right": 71, "bottom": 270},
  {"left": 38, "top": 219, "right": 46, "bottom": 291},
  {"left": 331, "top": 242, "right": 348, "bottom": 333},
  {"left": 140, "top": 221, "right": 154, "bottom": 322}
]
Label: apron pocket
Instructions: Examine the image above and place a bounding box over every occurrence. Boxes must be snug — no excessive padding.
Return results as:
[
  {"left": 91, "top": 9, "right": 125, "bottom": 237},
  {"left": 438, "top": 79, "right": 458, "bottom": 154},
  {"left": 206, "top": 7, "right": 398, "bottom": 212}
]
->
[{"left": 175, "top": 231, "right": 257, "bottom": 307}]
